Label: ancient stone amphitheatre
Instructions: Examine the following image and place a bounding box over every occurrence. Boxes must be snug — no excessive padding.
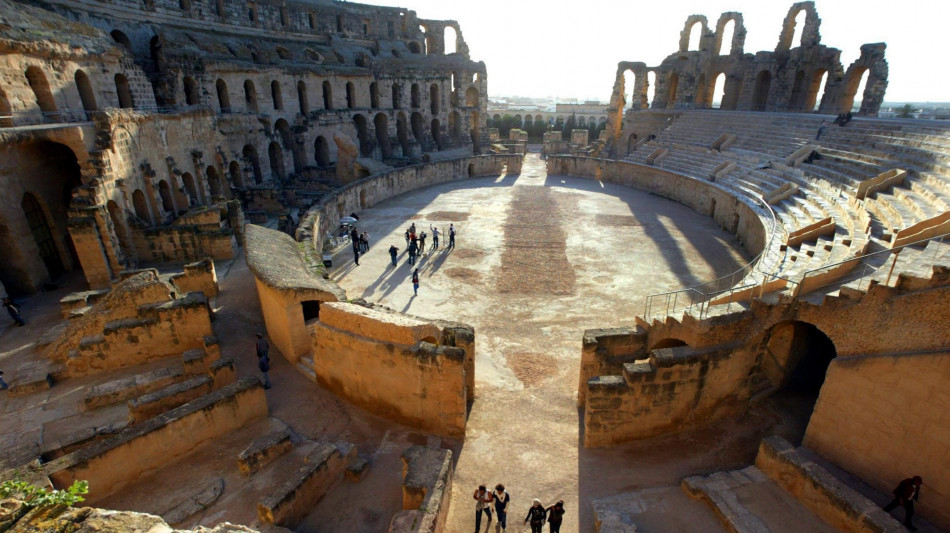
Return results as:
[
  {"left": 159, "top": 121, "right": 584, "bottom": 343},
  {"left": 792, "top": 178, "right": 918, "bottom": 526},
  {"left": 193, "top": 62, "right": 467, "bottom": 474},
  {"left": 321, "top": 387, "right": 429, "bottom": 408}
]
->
[{"left": 0, "top": 0, "right": 947, "bottom": 532}]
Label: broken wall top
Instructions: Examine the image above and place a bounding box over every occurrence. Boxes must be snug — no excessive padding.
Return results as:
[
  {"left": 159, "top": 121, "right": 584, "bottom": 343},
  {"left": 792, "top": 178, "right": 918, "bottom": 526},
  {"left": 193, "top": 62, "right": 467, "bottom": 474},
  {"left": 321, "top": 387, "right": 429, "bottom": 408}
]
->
[{"left": 244, "top": 224, "right": 346, "bottom": 300}]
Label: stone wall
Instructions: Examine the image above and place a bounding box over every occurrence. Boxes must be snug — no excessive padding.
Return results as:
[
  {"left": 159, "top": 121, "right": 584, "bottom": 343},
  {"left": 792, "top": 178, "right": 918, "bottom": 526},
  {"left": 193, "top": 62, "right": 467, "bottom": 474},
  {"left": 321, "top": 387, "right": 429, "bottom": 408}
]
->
[
  {"left": 297, "top": 153, "right": 522, "bottom": 257},
  {"left": 390, "top": 446, "right": 454, "bottom": 533},
  {"left": 310, "top": 302, "right": 472, "bottom": 438},
  {"left": 804, "top": 352, "right": 950, "bottom": 529}
]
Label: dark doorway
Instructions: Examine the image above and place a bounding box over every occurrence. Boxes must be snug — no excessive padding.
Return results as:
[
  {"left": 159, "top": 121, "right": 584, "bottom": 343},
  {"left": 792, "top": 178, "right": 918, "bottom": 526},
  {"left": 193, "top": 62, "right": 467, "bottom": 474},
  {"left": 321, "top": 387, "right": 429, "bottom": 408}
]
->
[
  {"left": 301, "top": 300, "right": 321, "bottom": 322},
  {"left": 22, "top": 193, "right": 64, "bottom": 278}
]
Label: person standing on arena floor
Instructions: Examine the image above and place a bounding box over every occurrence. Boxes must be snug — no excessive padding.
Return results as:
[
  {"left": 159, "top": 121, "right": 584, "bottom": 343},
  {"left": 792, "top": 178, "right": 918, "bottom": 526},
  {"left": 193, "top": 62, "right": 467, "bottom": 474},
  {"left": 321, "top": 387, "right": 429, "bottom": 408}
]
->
[
  {"left": 412, "top": 268, "right": 420, "bottom": 296},
  {"left": 419, "top": 231, "right": 427, "bottom": 256},
  {"left": 430, "top": 225, "right": 440, "bottom": 250},
  {"left": 255, "top": 333, "right": 271, "bottom": 389},
  {"left": 389, "top": 244, "right": 399, "bottom": 267},
  {"left": 546, "top": 500, "right": 565, "bottom": 533},
  {"left": 407, "top": 238, "right": 417, "bottom": 265},
  {"left": 493, "top": 484, "right": 510, "bottom": 531},
  {"left": 473, "top": 484, "right": 493, "bottom": 531},
  {"left": 3, "top": 297, "right": 24, "bottom": 327},
  {"left": 405, "top": 228, "right": 410, "bottom": 248},
  {"left": 449, "top": 223, "right": 457, "bottom": 248},
  {"left": 524, "top": 499, "right": 546, "bottom": 533}
]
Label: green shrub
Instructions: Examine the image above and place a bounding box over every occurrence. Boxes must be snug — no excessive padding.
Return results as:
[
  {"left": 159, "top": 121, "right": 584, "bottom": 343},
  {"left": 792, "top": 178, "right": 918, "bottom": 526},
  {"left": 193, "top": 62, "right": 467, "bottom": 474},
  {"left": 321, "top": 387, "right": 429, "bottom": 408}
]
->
[{"left": 0, "top": 479, "right": 89, "bottom": 507}]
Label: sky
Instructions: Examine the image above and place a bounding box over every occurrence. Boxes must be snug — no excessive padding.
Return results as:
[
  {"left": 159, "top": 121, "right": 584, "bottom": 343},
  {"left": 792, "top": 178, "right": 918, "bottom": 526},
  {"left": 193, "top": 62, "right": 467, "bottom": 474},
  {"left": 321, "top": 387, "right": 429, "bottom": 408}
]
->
[{"left": 363, "top": 0, "right": 948, "bottom": 103}]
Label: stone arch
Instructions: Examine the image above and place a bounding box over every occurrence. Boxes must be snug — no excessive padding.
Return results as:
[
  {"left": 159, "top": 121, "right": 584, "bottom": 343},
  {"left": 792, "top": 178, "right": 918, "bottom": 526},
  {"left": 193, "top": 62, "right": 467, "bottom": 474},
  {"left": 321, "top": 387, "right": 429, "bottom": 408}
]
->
[
  {"left": 411, "top": 83, "right": 420, "bottom": 108},
  {"left": 761, "top": 320, "right": 836, "bottom": 396},
  {"left": 229, "top": 161, "right": 244, "bottom": 188},
  {"left": 110, "top": 30, "right": 132, "bottom": 52},
  {"left": 626, "top": 133, "right": 638, "bottom": 155},
  {"left": 396, "top": 112, "right": 411, "bottom": 155},
  {"left": 408, "top": 41, "right": 422, "bottom": 54},
  {"left": 268, "top": 141, "right": 285, "bottom": 181},
  {"left": 322, "top": 80, "right": 333, "bottom": 110},
  {"left": 26, "top": 66, "right": 59, "bottom": 118},
  {"left": 710, "top": 72, "right": 727, "bottom": 109},
  {"left": 207, "top": 165, "right": 224, "bottom": 198},
  {"left": 411, "top": 111, "right": 425, "bottom": 146},
  {"left": 776, "top": 2, "right": 820, "bottom": 52},
  {"left": 297, "top": 81, "right": 309, "bottom": 114},
  {"left": 346, "top": 82, "right": 356, "bottom": 109},
  {"left": 805, "top": 69, "right": 828, "bottom": 112},
  {"left": 431, "top": 118, "right": 442, "bottom": 150},
  {"left": 243, "top": 144, "right": 263, "bottom": 184},
  {"left": 465, "top": 87, "right": 479, "bottom": 107},
  {"left": 444, "top": 26, "right": 458, "bottom": 55},
  {"left": 353, "top": 114, "right": 372, "bottom": 156},
  {"left": 132, "top": 189, "right": 152, "bottom": 224},
  {"left": 679, "top": 15, "right": 708, "bottom": 52},
  {"left": 621, "top": 69, "right": 637, "bottom": 110},
  {"left": 216, "top": 79, "right": 230, "bottom": 112},
  {"left": 374, "top": 113, "right": 392, "bottom": 158},
  {"left": 751, "top": 70, "right": 772, "bottom": 111},
  {"left": 370, "top": 82, "right": 379, "bottom": 108},
  {"left": 106, "top": 199, "right": 134, "bottom": 261},
  {"left": 666, "top": 72, "right": 679, "bottom": 108},
  {"left": 646, "top": 71, "right": 657, "bottom": 108},
  {"left": 392, "top": 83, "right": 402, "bottom": 108},
  {"left": 430, "top": 83, "right": 440, "bottom": 115},
  {"left": 449, "top": 111, "right": 461, "bottom": 145},
  {"left": 244, "top": 79, "right": 259, "bottom": 113},
  {"left": 840, "top": 67, "right": 869, "bottom": 115},
  {"left": 271, "top": 80, "right": 283, "bottom": 110},
  {"left": 182, "top": 171, "right": 200, "bottom": 204},
  {"left": 114, "top": 73, "right": 134, "bottom": 109},
  {"left": 714, "top": 14, "right": 744, "bottom": 56},
  {"left": 75, "top": 70, "right": 98, "bottom": 113},
  {"left": 183, "top": 76, "right": 199, "bottom": 106},
  {"left": 650, "top": 338, "right": 688, "bottom": 351},
  {"left": 314, "top": 136, "right": 331, "bottom": 167},
  {"left": 157, "top": 180, "right": 175, "bottom": 212},
  {"left": 22, "top": 192, "right": 65, "bottom": 279}
]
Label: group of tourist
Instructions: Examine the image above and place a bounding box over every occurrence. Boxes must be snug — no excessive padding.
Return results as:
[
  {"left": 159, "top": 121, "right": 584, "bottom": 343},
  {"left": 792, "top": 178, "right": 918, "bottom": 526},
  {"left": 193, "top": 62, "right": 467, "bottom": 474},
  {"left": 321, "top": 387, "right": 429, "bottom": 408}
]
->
[
  {"left": 473, "top": 484, "right": 565, "bottom": 533},
  {"left": 350, "top": 227, "right": 371, "bottom": 266}
]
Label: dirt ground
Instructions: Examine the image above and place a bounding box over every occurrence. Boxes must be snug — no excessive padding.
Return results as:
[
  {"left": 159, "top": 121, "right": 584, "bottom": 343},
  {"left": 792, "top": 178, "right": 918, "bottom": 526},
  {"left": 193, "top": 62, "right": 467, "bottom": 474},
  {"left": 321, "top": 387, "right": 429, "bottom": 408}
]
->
[{"left": 0, "top": 153, "right": 821, "bottom": 533}]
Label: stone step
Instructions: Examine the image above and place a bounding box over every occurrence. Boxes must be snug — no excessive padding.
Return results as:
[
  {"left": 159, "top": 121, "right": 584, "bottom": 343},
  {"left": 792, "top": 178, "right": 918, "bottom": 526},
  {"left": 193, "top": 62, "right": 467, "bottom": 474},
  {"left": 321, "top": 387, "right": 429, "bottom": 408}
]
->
[{"left": 295, "top": 355, "right": 316, "bottom": 381}]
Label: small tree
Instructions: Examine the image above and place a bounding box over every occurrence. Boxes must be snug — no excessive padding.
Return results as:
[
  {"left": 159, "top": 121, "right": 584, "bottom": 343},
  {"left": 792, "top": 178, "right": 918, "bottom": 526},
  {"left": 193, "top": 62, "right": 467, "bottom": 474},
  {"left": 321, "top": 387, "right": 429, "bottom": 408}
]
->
[{"left": 896, "top": 104, "right": 915, "bottom": 119}]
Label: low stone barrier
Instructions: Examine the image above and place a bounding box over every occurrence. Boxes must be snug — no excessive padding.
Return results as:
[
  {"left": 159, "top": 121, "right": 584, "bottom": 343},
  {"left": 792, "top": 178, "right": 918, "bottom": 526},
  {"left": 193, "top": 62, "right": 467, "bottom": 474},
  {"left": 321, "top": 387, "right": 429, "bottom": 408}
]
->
[
  {"left": 238, "top": 429, "right": 293, "bottom": 477},
  {"left": 390, "top": 446, "right": 454, "bottom": 533}
]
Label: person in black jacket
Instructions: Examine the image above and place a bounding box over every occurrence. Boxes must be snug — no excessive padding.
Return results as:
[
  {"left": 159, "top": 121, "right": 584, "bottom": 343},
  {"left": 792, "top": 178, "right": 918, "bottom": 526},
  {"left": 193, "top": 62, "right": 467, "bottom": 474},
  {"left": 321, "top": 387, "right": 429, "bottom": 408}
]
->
[
  {"left": 524, "top": 499, "right": 546, "bottom": 533},
  {"left": 883, "top": 476, "right": 922, "bottom": 530},
  {"left": 546, "top": 500, "right": 565, "bottom": 533}
]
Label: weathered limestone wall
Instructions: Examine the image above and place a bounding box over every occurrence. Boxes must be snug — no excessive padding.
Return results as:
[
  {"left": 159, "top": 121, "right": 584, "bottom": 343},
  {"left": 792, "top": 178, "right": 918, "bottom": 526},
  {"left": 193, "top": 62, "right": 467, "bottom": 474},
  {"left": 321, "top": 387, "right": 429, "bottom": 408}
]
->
[
  {"left": 804, "top": 352, "right": 950, "bottom": 529},
  {"left": 46, "top": 377, "right": 268, "bottom": 502},
  {"left": 310, "top": 302, "right": 471, "bottom": 438},
  {"left": 581, "top": 278, "right": 950, "bottom": 447},
  {"left": 244, "top": 224, "right": 346, "bottom": 363},
  {"left": 169, "top": 257, "right": 220, "bottom": 299},
  {"left": 297, "top": 154, "right": 522, "bottom": 257},
  {"left": 390, "top": 446, "right": 454, "bottom": 533}
]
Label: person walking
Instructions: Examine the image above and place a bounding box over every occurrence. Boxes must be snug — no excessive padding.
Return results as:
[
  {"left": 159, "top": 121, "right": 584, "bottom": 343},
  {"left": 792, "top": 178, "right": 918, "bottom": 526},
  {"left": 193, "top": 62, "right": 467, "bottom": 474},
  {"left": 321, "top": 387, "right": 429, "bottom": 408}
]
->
[
  {"left": 255, "top": 333, "right": 271, "bottom": 389},
  {"left": 883, "top": 475, "right": 923, "bottom": 530},
  {"left": 419, "top": 231, "right": 427, "bottom": 255},
  {"left": 0, "top": 370, "right": 9, "bottom": 390},
  {"left": 524, "top": 499, "right": 547, "bottom": 533},
  {"left": 353, "top": 241, "right": 361, "bottom": 266},
  {"left": 493, "top": 484, "right": 510, "bottom": 532},
  {"left": 389, "top": 244, "right": 399, "bottom": 267},
  {"left": 430, "top": 225, "right": 440, "bottom": 250},
  {"left": 360, "top": 231, "right": 369, "bottom": 253},
  {"left": 473, "top": 484, "right": 493, "bottom": 532},
  {"left": 412, "top": 269, "right": 419, "bottom": 296},
  {"left": 449, "top": 223, "right": 457, "bottom": 249},
  {"left": 3, "top": 297, "right": 24, "bottom": 327},
  {"left": 407, "top": 239, "right": 418, "bottom": 265},
  {"left": 546, "top": 500, "right": 565, "bottom": 533}
]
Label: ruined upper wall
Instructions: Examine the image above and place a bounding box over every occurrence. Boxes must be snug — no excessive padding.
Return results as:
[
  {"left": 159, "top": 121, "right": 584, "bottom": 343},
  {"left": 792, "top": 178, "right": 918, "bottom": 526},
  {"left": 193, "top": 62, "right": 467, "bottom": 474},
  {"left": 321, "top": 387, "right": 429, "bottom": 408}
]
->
[{"left": 606, "top": 2, "right": 888, "bottom": 151}]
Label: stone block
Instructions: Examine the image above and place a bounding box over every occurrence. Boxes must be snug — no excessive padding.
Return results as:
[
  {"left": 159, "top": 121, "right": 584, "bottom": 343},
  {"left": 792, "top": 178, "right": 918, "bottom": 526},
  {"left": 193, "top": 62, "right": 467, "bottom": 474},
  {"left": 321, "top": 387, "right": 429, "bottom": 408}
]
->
[
  {"left": 238, "top": 429, "right": 293, "bottom": 477},
  {"left": 127, "top": 374, "right": 214, "bottom": 423},
  {"left": 257, "top": 441, "right": 348, "bottom": 526}
]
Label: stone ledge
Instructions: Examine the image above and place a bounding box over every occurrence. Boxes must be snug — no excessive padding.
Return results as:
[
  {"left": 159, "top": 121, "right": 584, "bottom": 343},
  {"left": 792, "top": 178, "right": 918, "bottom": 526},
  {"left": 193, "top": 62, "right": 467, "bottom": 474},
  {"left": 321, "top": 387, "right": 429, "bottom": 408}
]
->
[
  {"left": 392, "top": 446, "right": 453, "bottom": 533},
  {"left": 256, "top": 441, "right": 352, "bottom": 527},
  {"left": 238, "top": 429, "right": 293, "bottom": 477},
  {"left": 83, "top": 365, "right": 185, "bottom": 410},
  {"left": 127, "top": 374, "right": 214, "bottom": 423}
]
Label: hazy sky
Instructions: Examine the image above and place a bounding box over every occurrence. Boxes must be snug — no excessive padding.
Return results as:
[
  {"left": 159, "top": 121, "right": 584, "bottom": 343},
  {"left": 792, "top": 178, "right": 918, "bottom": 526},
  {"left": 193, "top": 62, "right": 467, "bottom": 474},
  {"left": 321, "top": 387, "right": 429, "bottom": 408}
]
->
[{"left": 365, "top": 0, "right": 945, "bottom": 103}]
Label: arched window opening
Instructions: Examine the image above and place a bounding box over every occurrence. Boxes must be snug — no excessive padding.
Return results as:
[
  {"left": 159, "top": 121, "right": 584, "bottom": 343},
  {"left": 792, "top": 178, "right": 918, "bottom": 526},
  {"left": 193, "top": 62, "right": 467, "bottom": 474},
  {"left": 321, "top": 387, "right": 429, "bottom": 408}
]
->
[
  {"left": 622, "top": 69, "right": 636, "bottom": 109},
  {"left": 75, "top": 70, "right": 98, "bottom": 113},
  {"left": 430, "top": 83, "right": 439, "bottom": 114},
  {"left": 411, "top": 112, "right": 425, "bottom": 146},
  {"left": 26, "top": 67, "right": 59, "bottom": 118},
  {"left": 408, "top": 42, "right": 421, "bottom": 54},
  {"left": 243, "top": 145, "right": 263, "bottom": 184},
  {"left": 396, "top": 113, "right": 411, "bottom": 155},
  {"left": 718, "top": 19, "right": 735, "bottom": 55},
  {"left": 229, "top": 161, "right": 244, "bottom": 188},
  {"left": 626, "top": 133, "right": 638, "bottom": 155},
  {"left": 375, "top": 113, "right": 392, "bottom": 158},
  {"left": 465, "top": 87, "right": 479, "bottom": 107},
  {"left": 411, "top": 83, "right": 420, "bottom": 108},
  {"left": 449, "top": 111, "right": 461, "bottom": 144},
  {"left": 353, "top": 114, "right": 372, "bottom": 157},
  {"left": 419, "top": 25, "right": 428, "bottom": 54},
  {"left": 110, "top": 30, "right": 132, "bottom": 52},
  {"left": 346, "top": 82, "right": 356, "bottom": 109},
  {"left": 314, "top": 136, "right": 330, "bottom": 167},
  {"left": 216, "top": 79, "right": 230, "bottom": 113},
  {"left": 22, "top": 193, "right": 64, "bottom": 277},
  {"left": 271, "top": 80, "right": 282, "bottom": 110},
  {"left": 807, "top": 70, "right": 828, "bottom": 112},
  {"left": 370, "top": 82, "right": 379, "bottom": 108},
  {"left": 297, "top": 81, "right": 309, "bottom": 114},
  {"left": 132, "top": 189, "right": 152, "bottom": 224},
  {"left": 107, "top": 200, "right": 133, "bottom": 257},
  {"left": 791, "top": 10, "right": 806, "bottom": 49},
  {"left": 244, "top": 80, "right": 258, "bottom": 113},
  {"left": 392, "top": 83, "right": 401, "bottom": 108},
  {"left": 431, "top": 118, "right": 442, "bottom": 150},
  {"left": 711, "top": 73, "right": 726, "bottom": 109},
  {"left": 181, "top": 172, "right": 200, "bottom": 204},
  {"left": 844, "top": 68, "right": 870, "bottom": 113},
  {"left": 687, "top": 21, "right": 702, "bottom": 51},
  {"left": 183, "top": 76, "right": 199, "bottom": 106},
  {"left": 268, "top": 141, "right": 285, "bottom": 181},
  {"left": 206, "top": 166, "right": 223, "bottom": 198},
  {"left": 752, "top": 70, "right": 772, "bottom": 111},
  {"left": 322, "top": 81, "right": 333, "bottom": 110},
  {"left": 444, "top": 26, "right": 458, "bottom": 55},
  {"left": 647, "top": 71, "right": 657, "bottom": 107},
  {"left": 114, "top": 73, "right": 134, "bottom": 109},
  {"left": 158, "top": 180, "right": 174, "bottom": 212}
]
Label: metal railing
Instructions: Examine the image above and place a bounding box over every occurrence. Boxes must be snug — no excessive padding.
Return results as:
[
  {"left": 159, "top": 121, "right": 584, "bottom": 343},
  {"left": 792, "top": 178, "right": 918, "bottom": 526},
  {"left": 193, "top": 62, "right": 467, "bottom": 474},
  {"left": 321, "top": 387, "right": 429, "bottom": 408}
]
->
[
  {"left": 643, "top": 194, "right": 783, "bottom": 321},
  {"left": 795, "top": 231, "right": 949, "bottom": 298}
]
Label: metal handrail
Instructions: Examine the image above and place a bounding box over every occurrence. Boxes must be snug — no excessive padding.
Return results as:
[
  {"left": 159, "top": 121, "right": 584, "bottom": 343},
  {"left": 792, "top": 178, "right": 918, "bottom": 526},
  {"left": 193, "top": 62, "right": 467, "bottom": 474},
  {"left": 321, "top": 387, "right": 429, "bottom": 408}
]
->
[
  {"left": 796, "top": 231, "right": 950, "bottom": 296},
  {"left": 643, "top": 193, "right": 782, "bottom": 321}
]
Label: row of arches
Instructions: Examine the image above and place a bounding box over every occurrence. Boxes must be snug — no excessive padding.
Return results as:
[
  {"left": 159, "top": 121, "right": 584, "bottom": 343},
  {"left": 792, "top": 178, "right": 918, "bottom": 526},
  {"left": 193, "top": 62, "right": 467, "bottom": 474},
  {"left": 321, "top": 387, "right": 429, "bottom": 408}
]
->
[
  {"left": 489, "top": 114, "right": 607, "bottom": 127},
  {"left": 0, "top": 66, "right": 138, "bottom": 126}
]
